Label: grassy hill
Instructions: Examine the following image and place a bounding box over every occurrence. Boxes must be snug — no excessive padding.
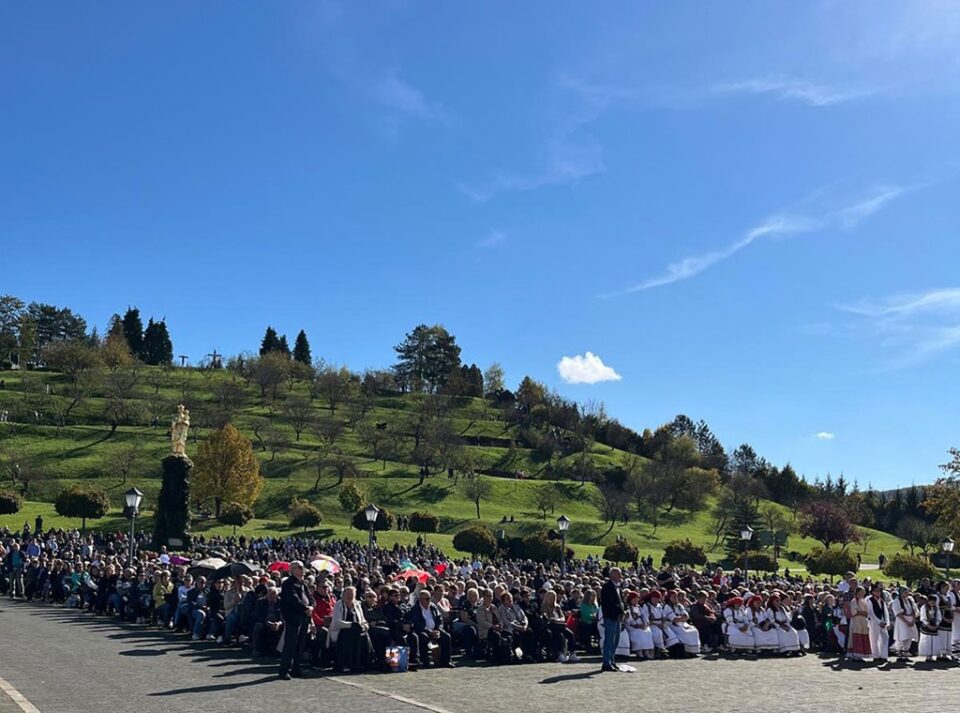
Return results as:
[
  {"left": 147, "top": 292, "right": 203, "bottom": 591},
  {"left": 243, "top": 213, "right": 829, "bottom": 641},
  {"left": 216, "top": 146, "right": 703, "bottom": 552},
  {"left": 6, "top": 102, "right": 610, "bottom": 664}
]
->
[{"left": 0, "top": 366, "right": 905, "bottom": 565}]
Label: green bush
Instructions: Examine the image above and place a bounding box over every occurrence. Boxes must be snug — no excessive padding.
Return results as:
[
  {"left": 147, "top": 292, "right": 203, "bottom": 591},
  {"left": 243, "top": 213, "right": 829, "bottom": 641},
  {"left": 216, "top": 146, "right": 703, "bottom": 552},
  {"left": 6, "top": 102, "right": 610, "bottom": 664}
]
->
[
  {"left": 408, "top": 511, "right": 440, "bottom": 534},
  {"left": 804, "top": 547, "right": 857, "bottom": 577},
  {"left": 452, "top": 526, "right": 497, "bottom": 557},
  {"left": 0, "top": 490, "right": 22, "bottom": 515},
  {"left": 55, "top": 485, "right": 109, "bottom": 530},
  {"left": 218, "top": 502, "right": 254, "bottom": 534},
  {"left": 521, "top": 531, "right": 572, "bottom": 563},
  {"left": 663, "top": 538, "right": 707, "bottom": 566},
  {"left": 734, "top": 550, "right": 778, "bottom": 573},
  {"left": 603, "top": 539, "right": 640, "bottom": 564},
  {"left": 288, "top": 499, "right": 323, "bottom": 531},
  {"left": 883, "top": 552, "right": 939, "bottom": 585},
  {"left": 351, "top": 505, "right": 394, "bottom": 531},
  {"left": 338, "top": 481, "right": 365, "bottom": 513}
]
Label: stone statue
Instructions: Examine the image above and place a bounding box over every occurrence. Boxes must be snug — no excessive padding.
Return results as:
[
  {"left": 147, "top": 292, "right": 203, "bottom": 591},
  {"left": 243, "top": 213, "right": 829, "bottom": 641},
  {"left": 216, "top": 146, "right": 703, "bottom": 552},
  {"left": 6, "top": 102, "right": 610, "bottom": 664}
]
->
[{"left": 171, "top": 404, "right": 190, "bottom": 457}]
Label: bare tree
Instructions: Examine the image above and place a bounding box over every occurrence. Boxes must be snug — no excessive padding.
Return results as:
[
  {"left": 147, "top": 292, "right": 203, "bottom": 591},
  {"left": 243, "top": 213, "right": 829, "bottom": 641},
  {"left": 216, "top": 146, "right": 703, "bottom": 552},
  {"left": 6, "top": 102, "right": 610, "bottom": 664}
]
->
[
  {"left": 281, "top": 395, "right": 314, "bottom": 441},
  {"left": 105, "top": 443, "right": 144, "bottom": 486}
]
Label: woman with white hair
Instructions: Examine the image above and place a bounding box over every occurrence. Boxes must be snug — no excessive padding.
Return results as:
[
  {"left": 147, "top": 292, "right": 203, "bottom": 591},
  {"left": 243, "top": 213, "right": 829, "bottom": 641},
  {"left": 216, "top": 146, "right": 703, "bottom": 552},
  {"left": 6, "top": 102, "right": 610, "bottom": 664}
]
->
[
  {"left": 328, "top": 585, "right": 370, "bottom": 672},
  {"left": 891, "top": 587, "right": 918, "bottom": 662}
]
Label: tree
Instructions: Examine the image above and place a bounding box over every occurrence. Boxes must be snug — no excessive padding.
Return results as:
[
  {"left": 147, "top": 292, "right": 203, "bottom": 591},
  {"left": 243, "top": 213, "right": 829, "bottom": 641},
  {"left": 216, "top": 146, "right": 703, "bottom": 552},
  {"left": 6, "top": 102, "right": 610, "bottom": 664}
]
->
[
  {"left": 799, "top": 500, "right": 862, "bottom": 550},
  {"left": 409, "top": 511, "right": 440, "bottom": 535},
  {"left": 293, "top": 330, "right": 312, "bottom": 365},
  {"left": 289, "top": 499, "right": 323, "bottom": 532},
  {"left": 883, "top": 552, "right": 939, "bottom": 585},
  {"left": 277, "top": 334, "right": 290, "bottom": 356},
  {"left": 393, "top": 324, "right": 462, "bottom": 393},
  {"left": 102, "top": 365, "right": 144, "bottom": 436},
  {"left": 141, "top": 319, "right": 173, "bottom": 365},
  {"left": 104, "top": 443, "right": 144, "bottom": 486},
  {"left": 316, "top": 367, "right": 351, "bottom": 414},
  {"left": 338, "top": 481, "right": 365, "bottom": 513},
  {"left": 603, "top": 540, "right": 639, "bottom": 564},
  {"left": 351, "top": 505, "right": 394, "bottom": 531},
  {"left": 759, "top": 504, "right": 793, "bottom": 560},
  {"left": 16, "top": 312, "right": 37, "bottom": 367},
  {"left": 192, "top": 424, "right": 263, "bottom": 518},
  {"left": 896, "top": 516, "right": 936, "bottom": 555},
  {"left": 663, "top": 539, "right": 708, "bottom": 566},
  {"left": 311, "top": 418, "right": 345, "bottom": 491},
  {"left": 452, "top": 526, "right": 497, "bottom": 557},
  {"left": 281, "top": 395, "right": 314, "bottom": 441},
  {"left": 923, "top": 449, "right": 960, "bottom": 539},
  {"left": 101, "top": 329, "right": 136, "bottom": 371},
  {"left": 804, "top": 547, "right": 858, "bottom": 578},
  {"left": 459, "top": 476, "right": 492, "bottom": 519},
  {"left": 27, "top": 302, "right": 87, "bottom": 352},
  {"left": 259, "top": 327, "right": 281, "bottom": 355},
  {"left": 0, "top": 490, "right": 22, "bottom": 515},
  {"left": 329, "top": 454, "right": 359, "bottom": 486},
  {"left": 358, "top": 421, "right": 402, "bottom": 470},
  {"left": 55, "top": 485, "right": 109, "bottom": 531},
  {"left": 0, "top": 295, "right": 25, "bottom": 361},
  {"left": 250, "top": 353, "right": 288, "bottom": 401},
  {"left": 218, "top": 502, "right": 254, "bottom": 535},
  {"left": 121, "top": 307, "right": 144, "bottom": 358},
  {"left": 596, "top": 483, "right": 628, "bottom": 535},
  {"left": 483, "top": 362, "right": 505, "bottom": 397}
]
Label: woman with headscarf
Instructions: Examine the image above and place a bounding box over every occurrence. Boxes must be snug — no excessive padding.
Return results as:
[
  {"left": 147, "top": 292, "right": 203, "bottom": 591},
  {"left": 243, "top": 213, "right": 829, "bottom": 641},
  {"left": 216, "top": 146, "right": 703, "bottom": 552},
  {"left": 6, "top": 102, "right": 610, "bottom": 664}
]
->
[
  {"left": 722, "top": 596, "right": 754, "bottom": 653},
  {"left": 747, "top": 595, "right": 779, "bottom": 653},
  {"left": 918, "top": 593, "right": 941, "bottom": 662},
  {"left": 936, "top": 580, "right": 954, "bottom": 661},
  {"left": 624, "top": 591, "right": 655, "bottom": 660},
  {"left": 644, "top": 590, "right": 669, "bottom": 657},
  {"left": 664, "top": 590, "right": 700, "bottom": 657},
  {"left": 767, "top": 593, "right": 800, "bottom": 655},
  {"left": 891, "top": 587, "right": 918, "bottom": 662},
  {"left": 846, "top": 586, "right": 873, "bottom": 661}
]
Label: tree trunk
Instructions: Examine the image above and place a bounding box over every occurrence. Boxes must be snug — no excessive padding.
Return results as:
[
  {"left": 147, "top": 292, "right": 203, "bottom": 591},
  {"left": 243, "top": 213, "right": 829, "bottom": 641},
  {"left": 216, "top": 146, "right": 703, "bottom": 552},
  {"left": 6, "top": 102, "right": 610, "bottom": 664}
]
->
[
  {"left": 313, "top": 462, "right": 323, "bottom": 492},
  {"left": 475, "top": 500, "right": 480, "bottom": 518},
  {"left": 215, "top": 497, "right": 222, "bottom": 518}
]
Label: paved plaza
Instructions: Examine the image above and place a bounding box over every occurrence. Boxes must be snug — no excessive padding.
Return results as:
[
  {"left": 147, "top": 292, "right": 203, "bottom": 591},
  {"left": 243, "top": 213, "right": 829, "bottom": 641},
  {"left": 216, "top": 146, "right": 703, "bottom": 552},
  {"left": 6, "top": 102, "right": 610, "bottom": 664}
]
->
[{"left": 1, "top": 600, "right": 957, "bottom": 713}]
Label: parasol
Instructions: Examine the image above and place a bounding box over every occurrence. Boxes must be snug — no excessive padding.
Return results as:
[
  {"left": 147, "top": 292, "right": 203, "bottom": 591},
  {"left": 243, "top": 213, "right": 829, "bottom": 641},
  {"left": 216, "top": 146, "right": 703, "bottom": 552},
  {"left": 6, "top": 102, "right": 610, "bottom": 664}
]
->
[
  {"left": 268, "top": 561, "right": 291, "bottom": 573},
  {"left": 310, "top": 555, "right": 341, "bottom": 574}
]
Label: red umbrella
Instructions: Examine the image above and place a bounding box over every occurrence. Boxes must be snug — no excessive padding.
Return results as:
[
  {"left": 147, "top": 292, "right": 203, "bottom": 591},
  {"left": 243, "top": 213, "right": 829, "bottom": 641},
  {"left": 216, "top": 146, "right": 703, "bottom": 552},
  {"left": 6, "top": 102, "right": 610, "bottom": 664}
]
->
[
  {"left": 399, "top": 568, "right": 431, "bottom": 583},
  {"left": 433, "top": 563, "right": 448, "bottom": 576},
  {"left": 268, "top": 561, "right": 290, "bottom": 573}
]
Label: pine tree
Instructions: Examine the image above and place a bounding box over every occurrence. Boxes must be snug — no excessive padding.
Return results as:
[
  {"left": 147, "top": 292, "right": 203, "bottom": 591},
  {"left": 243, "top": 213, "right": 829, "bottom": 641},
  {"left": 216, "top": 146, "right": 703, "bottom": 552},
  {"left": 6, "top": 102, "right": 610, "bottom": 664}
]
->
[
  {"left": 259, "top": 327, "right": 280, "bottom": 355},
  {"left": 293, "top": 330, "right": 311, "bottom": 365},
  {"left": 142, "top": 318, "right": 173, "bottom": 365},
  {"left": 121, "top": 307, "right": 144, "bottom": 359},
  {"left": 277, "top": 334, "right": 290, "bottom": 356}
]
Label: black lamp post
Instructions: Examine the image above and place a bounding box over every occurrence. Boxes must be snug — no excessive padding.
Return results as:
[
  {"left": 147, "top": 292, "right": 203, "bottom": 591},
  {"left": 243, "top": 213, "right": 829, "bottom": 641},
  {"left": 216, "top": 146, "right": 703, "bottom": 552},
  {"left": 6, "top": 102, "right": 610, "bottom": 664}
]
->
[
  {"left": 124, "top": 487, "right": 144, "bottom": 564},
  {"left": 740, "top": 526, "right": 754, "bottom": 585},
  {"left": 942, "top": 537, "right": 955, "bottom": 579},
  {"left": 364, "top": 504, "right": 380, "bottom": 561},
  {"left": 557, "top": 515, "right": 571, "bottom": 576}
]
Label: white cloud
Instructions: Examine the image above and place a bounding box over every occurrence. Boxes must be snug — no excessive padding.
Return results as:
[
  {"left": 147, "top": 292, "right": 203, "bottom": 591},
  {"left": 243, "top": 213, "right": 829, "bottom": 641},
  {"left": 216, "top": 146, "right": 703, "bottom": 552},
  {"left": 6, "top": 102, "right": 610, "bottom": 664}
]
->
[
  {"left": 605, "top": 185, "right": 910, "bottom": 296},
  {"left": 838, "top": 287, "right": 960, "bottom": 369},
  {"left": 475, "top": 229, "right": 506, "bottom": 248},
  {"left": 371, "top": 70, "right": 451, "bottom": 131},
  {"left": 557, "top": 352, "right": 622, "bottom": 384},
  {"left": 714, "top": 77, "right": 876, "bottom": 106},
  {"left": 816, "top": 432, "right": 837, "bottom": 440}
]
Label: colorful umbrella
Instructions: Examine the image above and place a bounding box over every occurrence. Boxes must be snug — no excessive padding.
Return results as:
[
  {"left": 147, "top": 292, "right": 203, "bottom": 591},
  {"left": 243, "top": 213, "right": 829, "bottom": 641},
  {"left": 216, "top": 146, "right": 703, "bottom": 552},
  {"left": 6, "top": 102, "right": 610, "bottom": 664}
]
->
[
  {"left": 268, "top": 561, "right": 290, "bottom": 573},
  {"left": 168, "top": 555, "right": 191, "bottom": 565},
  {"left": 398, "top": 568, "right": 431, "bottom": 583},
  {"left": 310, "top": 555, "right": 341, "bottom": 574}
]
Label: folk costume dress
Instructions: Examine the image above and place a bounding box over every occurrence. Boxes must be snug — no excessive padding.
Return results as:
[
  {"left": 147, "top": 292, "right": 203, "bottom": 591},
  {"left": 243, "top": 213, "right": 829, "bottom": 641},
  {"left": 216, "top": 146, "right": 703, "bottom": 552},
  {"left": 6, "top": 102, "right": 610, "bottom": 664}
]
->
[
  {"left": 768, "top": 604, "right": 801, "bottom": 654},
  {"left": 950, "top": 589, "right": 960, "bottom": 654},
  {"left": 645, "top": 596, "right": 668, "bottom": 653},
  {"left": 723, "top": 601, "right": 755, "bottom": 652},
  {"left": 891, "top": 593, "right": 918, "bottom": 656},
  {"left": 664, "top": 601, "right": 701, "bottom": 655},
  {"left": 866, "top": 594, "right": 890, "bottom": 661},
  {"left": 919, "top": 599, "right": 941, "bottom": 659},
  {"left": 937, "top": 591, "right": 953, "bottom": 657},
  {"left": 846, "top": 597, "right": 872, "bottom": 660},
  {"left": 748, "top": 603, "right": 780, "bottom": 652},
  {"left": 625, "top": 602, "right": 655, "bottom": 658}
]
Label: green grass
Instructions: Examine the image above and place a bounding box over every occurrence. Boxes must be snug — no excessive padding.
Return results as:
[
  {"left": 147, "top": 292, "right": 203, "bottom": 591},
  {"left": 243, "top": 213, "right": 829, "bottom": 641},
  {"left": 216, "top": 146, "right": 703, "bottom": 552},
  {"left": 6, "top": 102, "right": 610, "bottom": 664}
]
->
[{"left": 0, "top": 365, "right": 908, "bottom": 565}]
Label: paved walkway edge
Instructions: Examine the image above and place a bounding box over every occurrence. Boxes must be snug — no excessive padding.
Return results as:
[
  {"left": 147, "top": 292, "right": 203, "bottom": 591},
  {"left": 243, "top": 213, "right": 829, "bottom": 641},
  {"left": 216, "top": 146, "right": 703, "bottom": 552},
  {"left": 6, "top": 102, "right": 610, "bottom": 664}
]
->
[
  {"left": 329, "top": 676, "right": 455, "bottom": 713},
  {"left": 0, "top": 676, "right": 41, "bottom": 713}
]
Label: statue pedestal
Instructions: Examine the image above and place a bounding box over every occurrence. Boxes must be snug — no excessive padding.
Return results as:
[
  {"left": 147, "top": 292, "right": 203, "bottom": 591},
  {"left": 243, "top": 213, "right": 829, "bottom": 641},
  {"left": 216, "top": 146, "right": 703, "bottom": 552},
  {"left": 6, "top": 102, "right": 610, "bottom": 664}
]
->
[{"left": 153, "top": 454, "right": 193, "bottom": 550}]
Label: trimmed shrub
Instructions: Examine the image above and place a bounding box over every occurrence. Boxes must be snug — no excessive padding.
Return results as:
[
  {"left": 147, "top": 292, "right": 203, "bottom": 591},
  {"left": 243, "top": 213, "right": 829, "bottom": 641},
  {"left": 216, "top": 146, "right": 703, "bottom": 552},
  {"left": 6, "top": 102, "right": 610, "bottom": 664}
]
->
[
  {"left": 55, "top": 485, "right": 109, "bottom": 530},
  {"left": 663, "top": 538, "right": 707, "bottom": 566},
  {"left": 603, "top": 539, "right": 640, "bottom": 564},
  {"left": 804, "top": 547, "right": 857, "bottom": 577},
  {"left": 0, "top": 490, "right": 22, "bottom": 515},
  {"left": 452, "top": 526, "right": 497, "bottom": 557},
  {"left": 734, "top": 550, "right": 778, "bottom": 573},
  {"left": 218, "top": 502, "right": 254, "bottom": 534},
  {"left": 351, "top": 505, "right": 395, "bottom": 531},
  {"left": 288, "top": 499, "right": 323, "bottom": 532},
  {"left": 338, "top": 481, "right": 365, "bottom": 513},
  {"left": 408, "top": 511, "right": 440, "bottom": 534},
  {"left": 883, "top": 552, "right": 939, "bottom": 585}
]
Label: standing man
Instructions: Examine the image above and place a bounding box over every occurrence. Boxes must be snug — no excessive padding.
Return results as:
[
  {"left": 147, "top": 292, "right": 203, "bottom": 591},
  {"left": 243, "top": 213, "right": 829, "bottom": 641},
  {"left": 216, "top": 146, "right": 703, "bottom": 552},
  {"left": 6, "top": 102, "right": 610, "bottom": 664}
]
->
[
  {"left": 279, "top": 561, "right": 313, "bottom": 680},
  {"left": 600, "top": 567, "right": 625, "bottom": 672}
]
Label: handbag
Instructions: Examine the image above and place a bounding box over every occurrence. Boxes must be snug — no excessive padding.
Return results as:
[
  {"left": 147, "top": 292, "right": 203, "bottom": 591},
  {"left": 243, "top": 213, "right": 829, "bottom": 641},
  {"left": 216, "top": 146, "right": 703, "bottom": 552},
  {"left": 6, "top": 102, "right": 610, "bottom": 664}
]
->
[{"left": 385, "top": 645, "right": 410, "bottom": 672}]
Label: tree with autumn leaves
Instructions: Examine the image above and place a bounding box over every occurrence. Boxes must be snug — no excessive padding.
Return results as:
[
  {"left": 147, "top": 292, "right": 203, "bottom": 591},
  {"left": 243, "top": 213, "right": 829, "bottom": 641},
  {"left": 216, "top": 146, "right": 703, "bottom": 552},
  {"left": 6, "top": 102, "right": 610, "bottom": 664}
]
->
[
  {"left": 192, "top": 424, "right": 263, "bottom": 518},
  {"left": 923, "top": 448, "right": 960, "bottom": 539}
]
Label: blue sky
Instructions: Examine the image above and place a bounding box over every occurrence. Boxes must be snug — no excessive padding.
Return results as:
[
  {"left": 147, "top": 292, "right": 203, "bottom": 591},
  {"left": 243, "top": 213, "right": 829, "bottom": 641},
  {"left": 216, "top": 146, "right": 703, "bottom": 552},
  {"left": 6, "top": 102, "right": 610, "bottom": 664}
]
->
[{"left": 2, "top": 2, "right": 959, "bottom": 490}]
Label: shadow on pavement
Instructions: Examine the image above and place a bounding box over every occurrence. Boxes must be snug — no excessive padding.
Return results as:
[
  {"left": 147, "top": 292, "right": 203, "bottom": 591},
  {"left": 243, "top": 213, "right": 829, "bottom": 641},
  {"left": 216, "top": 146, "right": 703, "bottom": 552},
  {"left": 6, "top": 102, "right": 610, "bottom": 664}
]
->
[
  {"left": 539, "top": 670, "right": 602, "bottom": 684},
  {"left": 148, "top": 676, "right": 279, "bottom": 696}
]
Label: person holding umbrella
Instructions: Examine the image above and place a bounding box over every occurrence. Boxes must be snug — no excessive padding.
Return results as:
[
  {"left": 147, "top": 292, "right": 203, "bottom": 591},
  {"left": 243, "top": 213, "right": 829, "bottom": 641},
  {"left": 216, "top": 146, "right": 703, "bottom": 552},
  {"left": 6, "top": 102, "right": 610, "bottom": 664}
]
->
[{"left": 279, "top": 561, "right": 313, "bottom": 680}]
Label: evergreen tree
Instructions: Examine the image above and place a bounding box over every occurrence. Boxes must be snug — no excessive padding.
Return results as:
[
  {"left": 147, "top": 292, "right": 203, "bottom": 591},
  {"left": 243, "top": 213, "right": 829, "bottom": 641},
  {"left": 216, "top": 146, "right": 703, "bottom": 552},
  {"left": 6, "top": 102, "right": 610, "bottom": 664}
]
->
[
  {"left": 293, "top": 330, "right": 311, "bottom": 365},
  {"left": 393, "top": 324, "right": 462, "bottom": 392},
  {"left": 723, "top": 498, "right": 761, "bottom": 560},
  {"left": 259, "top": 326, "right": 280, "bottom": 355},
  {"left": 277, "top": 334, "right": 290, "bottom": 356},
  {"left": 121, "top": 307, "right": 144, "bottom": 358},
  {"left": 142, "top": 318, "right": 173, "bottom": 365}
]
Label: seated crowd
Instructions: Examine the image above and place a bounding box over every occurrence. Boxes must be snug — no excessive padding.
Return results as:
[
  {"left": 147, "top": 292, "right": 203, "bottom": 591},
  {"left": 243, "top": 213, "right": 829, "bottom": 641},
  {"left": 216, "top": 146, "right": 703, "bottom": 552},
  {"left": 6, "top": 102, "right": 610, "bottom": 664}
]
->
[{"left": 2, "top": 522, "right": 959, "bottom": 676}]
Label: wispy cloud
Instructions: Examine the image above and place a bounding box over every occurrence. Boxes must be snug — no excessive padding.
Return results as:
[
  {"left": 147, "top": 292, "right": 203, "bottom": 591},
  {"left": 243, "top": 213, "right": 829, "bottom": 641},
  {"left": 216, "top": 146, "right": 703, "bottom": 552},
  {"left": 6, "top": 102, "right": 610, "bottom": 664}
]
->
[
  {"left": 475, "top": 229, "right": 506, "bottom": 249},
  {"left": 373, "top": 71, "right": 450, "bottom": 123},
  {"left": 557, "top": 352, "right": 622, "bottom": 384},
  {"left": 713, "top": 77, "right": 876, "bottom": 106},
  {"left": 816, "top": 432, "right": 837, "bottom": 441},
  {"left": 604, "top": 185, "right": 910, "bottom": 296},
  {"left": 838, "top": 287, "right": 960, "bottom": 369}
]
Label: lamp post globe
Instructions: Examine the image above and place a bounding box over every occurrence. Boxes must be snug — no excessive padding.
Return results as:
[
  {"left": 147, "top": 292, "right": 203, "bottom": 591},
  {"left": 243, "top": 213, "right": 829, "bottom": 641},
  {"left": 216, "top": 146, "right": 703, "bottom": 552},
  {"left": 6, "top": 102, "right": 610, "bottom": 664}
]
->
[
  {"left": 943, "top": 537, "right": 955, "bottom": 579},
  {"left": 557, "top": 515, "right": 571, "bottom": 576},
  {"left": 365, "top": 504, "right": 380, "bottom": 559},
  {"left": 740, "top": 526, "right": 754, "bottom": 585}
]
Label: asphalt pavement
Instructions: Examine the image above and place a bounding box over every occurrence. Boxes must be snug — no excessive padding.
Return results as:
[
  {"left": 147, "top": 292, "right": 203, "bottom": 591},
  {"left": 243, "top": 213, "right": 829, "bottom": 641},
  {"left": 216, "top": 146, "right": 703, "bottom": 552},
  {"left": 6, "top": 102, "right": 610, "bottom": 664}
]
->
[{"left": 2, "top": 600, "right": 960, "bottom": 713}]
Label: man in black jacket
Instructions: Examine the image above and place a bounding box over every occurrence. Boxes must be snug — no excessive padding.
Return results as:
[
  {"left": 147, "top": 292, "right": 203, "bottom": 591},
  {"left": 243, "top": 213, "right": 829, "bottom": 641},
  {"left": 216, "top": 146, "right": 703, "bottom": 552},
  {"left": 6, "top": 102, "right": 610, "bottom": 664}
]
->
[
  {"left": 600, "top": 567, "right": 624, "bottom": 672},
  {"left": 407, "top": 590, "right": 455, "bottom": 668},
  {"left": 278, "top": 562, "right": 313, "bottom": 680}
]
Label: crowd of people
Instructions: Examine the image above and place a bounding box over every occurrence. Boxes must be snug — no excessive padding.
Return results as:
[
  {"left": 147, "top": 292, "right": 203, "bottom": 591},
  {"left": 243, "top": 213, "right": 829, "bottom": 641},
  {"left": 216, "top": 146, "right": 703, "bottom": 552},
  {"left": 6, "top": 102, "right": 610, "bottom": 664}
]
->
[{"left": 2, "top": 520, "right": 959, "bottom": 680}]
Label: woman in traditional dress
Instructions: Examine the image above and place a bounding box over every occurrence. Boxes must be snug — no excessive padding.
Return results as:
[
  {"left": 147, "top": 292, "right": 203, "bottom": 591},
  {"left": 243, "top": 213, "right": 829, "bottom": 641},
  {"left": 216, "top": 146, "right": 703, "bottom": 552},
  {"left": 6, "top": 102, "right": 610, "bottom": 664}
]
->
[
  {"left": 767, "top": 593, "right": 800, "bottom": 655},
  {"left": 747, "top": 595, "right": 779, "bottom": 653},
  {"left": 664, "top": 590, "right": 700, "bottom": 657},
  {"left": 644, "top": 590, "right": 669, "bottom": 657},
  {"left": 791, "top": 593, "right": 814, "bottom": 653},
  {"left": 936, "top": 580, "right": 954, "bottom": 661},
  {"left": 950, "top": 580, "right": 960, "bottom": 656},
  {"left": 890, "top": 587, "right": 918, "bottom": 662},
  {"left": 918, "top": 594, "right": 941, "bottom": 662},
  {"left": 624, "top": 591, "right": 654, "bottom": 660},
  {"left": 866, "top": 583, "right": 890, "bottom": 664},
  {"left": 846, "top": 586, "right": 873, "bottom": 661},
  {"left": 722, "top": 596, "right": 754, "bottom": 653}
]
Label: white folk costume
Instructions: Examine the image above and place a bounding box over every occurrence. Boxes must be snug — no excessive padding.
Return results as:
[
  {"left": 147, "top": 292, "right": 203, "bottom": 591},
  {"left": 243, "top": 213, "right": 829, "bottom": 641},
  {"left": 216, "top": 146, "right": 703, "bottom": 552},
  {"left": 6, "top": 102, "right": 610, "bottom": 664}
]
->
[
  {"left": 748, "top": 603, "right": 780, "bottom": 652},
  {"left": 937, "top": 590, "right": 953, "bottom": 657},
  {"left": 866, "top": 594, "right": 890, "bottom": 661},
  {"left": 723, "top": 602, "right": 754, "bottom": 652},
  {"left": 625, "top": 602, "right": 655, "bottom": 657},
  {"left": 950, "top": 589, "right": 960, "bottom": 654},
  {"left": 664, "top": 601, "right": 701, "bottom": 655},
  {"left": 791, "top": 603, "right": 810, "bottom": 651},
  {"left": 918, "top": 599, "right": 941, "bottom": 659},
  {"left": 768, "top": 604, "right": 800, "bottom": 654},
  {"left": 645, "top": 598, "right": 668, "bottom": 653},
  {"left": 891, "top": 593, "right": 919, "bottom": 657}
]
